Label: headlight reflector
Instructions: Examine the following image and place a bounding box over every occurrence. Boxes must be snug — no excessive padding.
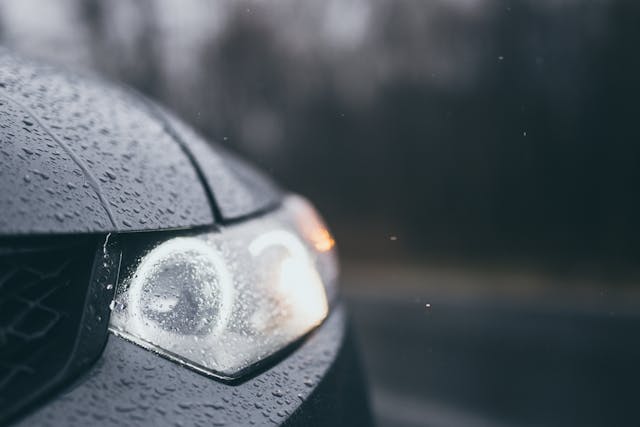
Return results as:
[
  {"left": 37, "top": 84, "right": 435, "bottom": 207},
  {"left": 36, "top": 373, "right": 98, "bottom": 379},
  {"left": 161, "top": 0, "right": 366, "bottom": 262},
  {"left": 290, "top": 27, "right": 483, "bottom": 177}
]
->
[{"left": 108, "top": 196, "right": 336, "bottom": 379}]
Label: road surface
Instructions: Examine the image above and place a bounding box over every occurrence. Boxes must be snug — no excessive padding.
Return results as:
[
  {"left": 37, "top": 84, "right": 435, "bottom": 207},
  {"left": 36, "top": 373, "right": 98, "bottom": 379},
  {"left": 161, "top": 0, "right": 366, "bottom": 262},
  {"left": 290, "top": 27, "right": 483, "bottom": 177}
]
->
[{"left": 344, "top": 263, "right": 640, "bottom": 426}]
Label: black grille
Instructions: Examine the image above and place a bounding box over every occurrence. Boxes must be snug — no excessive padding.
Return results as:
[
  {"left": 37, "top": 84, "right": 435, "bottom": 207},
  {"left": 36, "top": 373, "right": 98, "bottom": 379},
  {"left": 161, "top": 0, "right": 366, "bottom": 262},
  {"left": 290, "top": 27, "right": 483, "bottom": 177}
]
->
[{"left": 0, "top": 237, "right": 103, "bottom": 423}]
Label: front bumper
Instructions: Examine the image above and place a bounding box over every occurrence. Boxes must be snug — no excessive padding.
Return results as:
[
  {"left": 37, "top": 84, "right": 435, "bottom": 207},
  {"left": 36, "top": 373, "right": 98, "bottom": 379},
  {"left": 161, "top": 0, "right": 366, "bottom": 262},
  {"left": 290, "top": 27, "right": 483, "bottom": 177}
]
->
[{"left": 14, "top": 304, "right": 372, "bottom": 426}]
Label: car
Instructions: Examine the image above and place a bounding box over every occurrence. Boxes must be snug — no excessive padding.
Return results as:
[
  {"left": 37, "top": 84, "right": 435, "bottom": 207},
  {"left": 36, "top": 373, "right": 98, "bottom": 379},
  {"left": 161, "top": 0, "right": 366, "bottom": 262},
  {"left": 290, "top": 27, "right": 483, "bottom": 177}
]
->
[{"left": 0, "top": 50, "right": 372, "bottom": 427}]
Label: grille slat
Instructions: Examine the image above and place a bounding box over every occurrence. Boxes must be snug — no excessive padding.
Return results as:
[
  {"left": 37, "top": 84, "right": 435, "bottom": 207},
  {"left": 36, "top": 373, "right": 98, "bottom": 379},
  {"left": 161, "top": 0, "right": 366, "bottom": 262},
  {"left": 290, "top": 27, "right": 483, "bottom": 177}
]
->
[{"left": 0, "top": 237, "right": 100, "bottom": 422}]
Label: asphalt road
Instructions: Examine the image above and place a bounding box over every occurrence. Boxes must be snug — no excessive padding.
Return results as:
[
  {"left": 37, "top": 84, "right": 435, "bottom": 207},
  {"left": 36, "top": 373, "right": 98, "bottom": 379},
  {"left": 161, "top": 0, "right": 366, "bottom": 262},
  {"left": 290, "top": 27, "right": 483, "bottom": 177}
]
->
[{"left": 344, "top": 263, "right": 640, "bottom": 427}]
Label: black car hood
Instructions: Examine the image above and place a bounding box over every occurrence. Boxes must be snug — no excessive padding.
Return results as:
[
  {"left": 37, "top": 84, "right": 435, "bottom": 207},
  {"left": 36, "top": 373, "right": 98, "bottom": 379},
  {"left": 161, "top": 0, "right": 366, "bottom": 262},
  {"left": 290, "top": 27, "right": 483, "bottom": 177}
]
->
[{"left": 0, "top": 51, "right": 280, "bottom": 235}]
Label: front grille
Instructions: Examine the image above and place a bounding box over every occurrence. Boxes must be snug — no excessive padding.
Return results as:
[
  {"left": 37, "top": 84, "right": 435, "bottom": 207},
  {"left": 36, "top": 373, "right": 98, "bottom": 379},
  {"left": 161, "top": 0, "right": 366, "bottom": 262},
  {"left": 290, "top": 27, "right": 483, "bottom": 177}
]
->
[{"left": 0, "top": 237, "right": 102, "bottom": 423}]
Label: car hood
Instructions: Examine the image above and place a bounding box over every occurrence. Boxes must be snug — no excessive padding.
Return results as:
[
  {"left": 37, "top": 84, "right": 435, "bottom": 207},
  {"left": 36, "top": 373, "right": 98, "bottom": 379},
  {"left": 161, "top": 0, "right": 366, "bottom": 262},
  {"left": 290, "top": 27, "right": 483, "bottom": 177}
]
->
[{"left": 0, "top": 50, "right": 280, "bottom": 235}]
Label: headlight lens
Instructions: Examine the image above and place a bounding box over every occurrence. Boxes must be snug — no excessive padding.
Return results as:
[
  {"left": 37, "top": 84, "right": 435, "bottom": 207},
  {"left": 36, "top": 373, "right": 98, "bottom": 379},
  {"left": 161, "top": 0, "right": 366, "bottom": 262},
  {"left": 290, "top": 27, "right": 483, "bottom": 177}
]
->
[{"left": 108, "top": 195, "right": 337, "bottom": 379}]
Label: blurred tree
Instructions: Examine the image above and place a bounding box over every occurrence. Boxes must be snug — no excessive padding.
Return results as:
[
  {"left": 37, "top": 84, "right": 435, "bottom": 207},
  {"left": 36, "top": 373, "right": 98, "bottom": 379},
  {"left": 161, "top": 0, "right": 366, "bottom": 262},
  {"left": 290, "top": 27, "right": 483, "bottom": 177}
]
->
[{"left": 1, "top": 0, "right": 637, "bottom": 270}]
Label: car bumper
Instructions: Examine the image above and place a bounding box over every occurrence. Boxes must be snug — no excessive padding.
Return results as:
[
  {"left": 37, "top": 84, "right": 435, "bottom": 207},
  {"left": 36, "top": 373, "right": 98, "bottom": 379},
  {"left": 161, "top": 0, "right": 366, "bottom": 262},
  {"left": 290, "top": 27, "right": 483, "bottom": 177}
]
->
[{"left": 13, "top": 303, "right": 372, "bottom": 426}]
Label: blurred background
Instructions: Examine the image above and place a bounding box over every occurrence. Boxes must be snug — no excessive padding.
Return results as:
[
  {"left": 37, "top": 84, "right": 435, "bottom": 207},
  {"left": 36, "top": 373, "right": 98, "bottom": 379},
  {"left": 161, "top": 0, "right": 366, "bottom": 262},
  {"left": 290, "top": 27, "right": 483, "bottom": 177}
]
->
[{"left": 1, "top": 1, "right": 639, "bottom": 425}]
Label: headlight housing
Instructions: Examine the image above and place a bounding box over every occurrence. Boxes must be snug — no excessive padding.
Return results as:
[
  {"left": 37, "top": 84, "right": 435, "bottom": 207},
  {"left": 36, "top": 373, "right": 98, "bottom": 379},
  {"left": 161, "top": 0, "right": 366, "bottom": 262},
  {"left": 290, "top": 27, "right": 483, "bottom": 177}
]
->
[{"left": 108, "top": 196, "right": 338, "bottom": 380}]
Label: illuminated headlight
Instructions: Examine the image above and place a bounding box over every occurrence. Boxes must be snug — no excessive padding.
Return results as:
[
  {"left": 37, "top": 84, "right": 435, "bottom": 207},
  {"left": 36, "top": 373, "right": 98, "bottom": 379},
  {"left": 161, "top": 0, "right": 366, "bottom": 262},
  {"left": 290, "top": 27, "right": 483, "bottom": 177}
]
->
[{"left": 108, "top": 195, "right": 338, "bottom": 380}]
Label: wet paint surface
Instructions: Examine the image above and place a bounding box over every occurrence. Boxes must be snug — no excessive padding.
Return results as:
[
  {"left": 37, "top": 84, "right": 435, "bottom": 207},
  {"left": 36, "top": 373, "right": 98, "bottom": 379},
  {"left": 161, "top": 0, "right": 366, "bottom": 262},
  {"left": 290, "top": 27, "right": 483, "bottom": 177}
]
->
[
  {"left": 0, "top": 50, "right": 281, "bottom": 235},
  {"left": 17, "top": 306, "right": 347, "bottom": 427},
  {"left": 0, "top": 50, "right": 213, "bottom": 234}
]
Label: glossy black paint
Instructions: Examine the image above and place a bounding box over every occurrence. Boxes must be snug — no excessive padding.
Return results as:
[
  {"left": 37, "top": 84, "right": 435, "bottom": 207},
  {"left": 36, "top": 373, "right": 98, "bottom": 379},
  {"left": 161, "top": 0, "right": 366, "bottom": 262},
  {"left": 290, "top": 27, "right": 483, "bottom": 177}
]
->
[
  {"left": 155, "top": 106, "right": 282, "bottom": 221},
  {"left": 15, "top": 305, "right": 372, "bottom": 427},
  {"left": 0, "top": 50, "right": 280, "bottom": 235},
  {"left": 0, "top": 50, "right": 369, "bottom": 426}
]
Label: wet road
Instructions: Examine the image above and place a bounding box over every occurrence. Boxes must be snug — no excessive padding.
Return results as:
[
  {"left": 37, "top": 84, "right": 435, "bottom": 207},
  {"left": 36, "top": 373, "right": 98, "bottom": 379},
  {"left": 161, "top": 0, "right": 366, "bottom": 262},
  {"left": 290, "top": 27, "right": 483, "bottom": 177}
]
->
[{"left": 344, "top": 264, "right": 640, "bottom": 427}]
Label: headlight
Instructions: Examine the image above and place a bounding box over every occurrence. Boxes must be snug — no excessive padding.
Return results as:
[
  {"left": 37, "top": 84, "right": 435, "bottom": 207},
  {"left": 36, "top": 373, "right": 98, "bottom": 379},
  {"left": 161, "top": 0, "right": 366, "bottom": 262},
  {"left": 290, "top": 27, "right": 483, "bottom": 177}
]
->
[{"left": 108, "top": 195, "right": 338, "bottom": 380}]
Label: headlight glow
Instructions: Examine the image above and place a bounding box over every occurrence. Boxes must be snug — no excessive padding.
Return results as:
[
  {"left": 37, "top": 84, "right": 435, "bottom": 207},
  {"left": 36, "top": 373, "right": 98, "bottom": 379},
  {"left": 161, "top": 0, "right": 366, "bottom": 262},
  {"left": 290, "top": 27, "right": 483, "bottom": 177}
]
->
[{"left": 108, "top": 196, "right": 337, "bottom": 379}]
